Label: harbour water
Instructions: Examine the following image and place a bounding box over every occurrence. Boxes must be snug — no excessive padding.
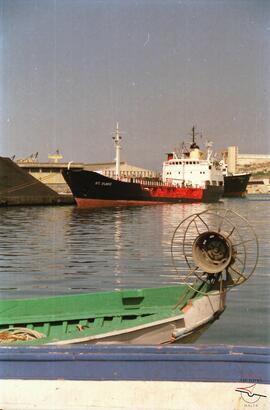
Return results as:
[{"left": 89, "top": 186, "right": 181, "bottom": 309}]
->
[{"left": 0, "top": 196, "right": 269, "bottom": 345}]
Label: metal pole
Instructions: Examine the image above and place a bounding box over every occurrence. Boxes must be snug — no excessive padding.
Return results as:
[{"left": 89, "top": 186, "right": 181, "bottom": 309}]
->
[{"left": 113, "top": 122, "right": 122, "bottom": 179}]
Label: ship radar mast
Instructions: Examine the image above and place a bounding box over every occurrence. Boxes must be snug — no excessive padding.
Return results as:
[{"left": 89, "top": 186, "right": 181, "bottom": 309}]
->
[
  {"left": 112, "top": 122, "right": 122, "bottom": 179},
  {"left": 189, "top": 126, "right": 200, "bottom": 150}
]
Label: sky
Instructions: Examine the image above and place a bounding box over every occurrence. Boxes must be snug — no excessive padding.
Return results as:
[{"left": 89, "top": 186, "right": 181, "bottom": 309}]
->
[{"left": 1, "top": 0, "right": 269, "bottom": 170}]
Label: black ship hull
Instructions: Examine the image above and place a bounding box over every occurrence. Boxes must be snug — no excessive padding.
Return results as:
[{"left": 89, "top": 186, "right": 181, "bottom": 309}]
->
[
  {"left": 223, "top": 173, "right": 251, "bottom": 198},
  {"left": 62, "top": 169, "right": 223, "bottom": 207}
]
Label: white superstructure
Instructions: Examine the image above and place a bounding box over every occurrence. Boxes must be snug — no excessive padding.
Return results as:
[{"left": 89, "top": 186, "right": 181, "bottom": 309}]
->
[{"left": 162, "top": 128, "right": 224, "bottom": 189}]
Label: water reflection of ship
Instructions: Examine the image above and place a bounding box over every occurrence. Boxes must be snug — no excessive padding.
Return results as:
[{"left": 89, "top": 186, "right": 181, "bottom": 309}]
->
[{"left": 113, "top": 211, "right": 123, "bottom": 286}]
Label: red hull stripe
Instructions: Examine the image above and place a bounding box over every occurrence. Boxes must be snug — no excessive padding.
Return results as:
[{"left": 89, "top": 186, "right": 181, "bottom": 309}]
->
[
  {"left": 75, "top": 199, "right": 177, "bottom": 207},
  {"left": 149, "top": 187, "right": 203, "bottom": 199}
]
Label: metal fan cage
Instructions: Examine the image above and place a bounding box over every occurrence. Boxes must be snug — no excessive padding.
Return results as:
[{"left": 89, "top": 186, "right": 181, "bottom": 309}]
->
[{"left": 171, "top": 208, "right": 259, "bottom": 293}]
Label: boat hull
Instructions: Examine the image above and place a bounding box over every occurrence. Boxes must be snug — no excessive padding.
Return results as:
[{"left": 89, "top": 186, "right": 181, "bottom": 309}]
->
[
  {"left": 0, "top": 285, "right": 225, "bottom": 346},
  {"left": 62, "top": 169, "right": 223, "bottom": 206},
  {"left": 0, "top": 345, "right": 269, "bottom": 410},
  {"left": 223, "top": 173, "right": 251, "bottom": 197},
  {"left": 48, "top": 291, "right": 225, "bottom": 345}
]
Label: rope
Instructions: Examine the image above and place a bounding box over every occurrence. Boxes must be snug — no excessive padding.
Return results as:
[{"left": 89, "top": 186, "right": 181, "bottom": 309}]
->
[{"left": 0, "top": 327, "right": 45, "bottom": 343}]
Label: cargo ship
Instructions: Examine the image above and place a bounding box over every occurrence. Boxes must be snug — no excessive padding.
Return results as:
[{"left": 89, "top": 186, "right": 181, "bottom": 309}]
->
[
  {"left": 223, "top": 173, "right": 251, "bottom": 197},
  {"left": 220, "top": 162, "right": 251, "bottom": 197},
  {"left": 62, "top": 125, "right": 224, "bottom": 207}
]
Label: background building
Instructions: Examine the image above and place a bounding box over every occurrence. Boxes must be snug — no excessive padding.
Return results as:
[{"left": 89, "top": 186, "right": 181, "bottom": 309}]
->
[{"left": 237, "top": 154, "right": 270, "bottom": 166}]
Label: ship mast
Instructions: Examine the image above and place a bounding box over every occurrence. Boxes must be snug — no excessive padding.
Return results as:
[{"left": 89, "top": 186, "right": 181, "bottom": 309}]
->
[
  {"left": 192, "top": 126, "right": 195, "bottom": 145},
  {"left": 112, "top": 122, "right": 122, "bottom": 179},
  {"left": 189, "top": 126, "right": 200, "bottom": 150}
]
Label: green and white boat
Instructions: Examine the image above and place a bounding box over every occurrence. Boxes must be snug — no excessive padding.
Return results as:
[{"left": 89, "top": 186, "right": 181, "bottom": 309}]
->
[{"left": 0, "top": 283, "right": 226, "bottom": 345}]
